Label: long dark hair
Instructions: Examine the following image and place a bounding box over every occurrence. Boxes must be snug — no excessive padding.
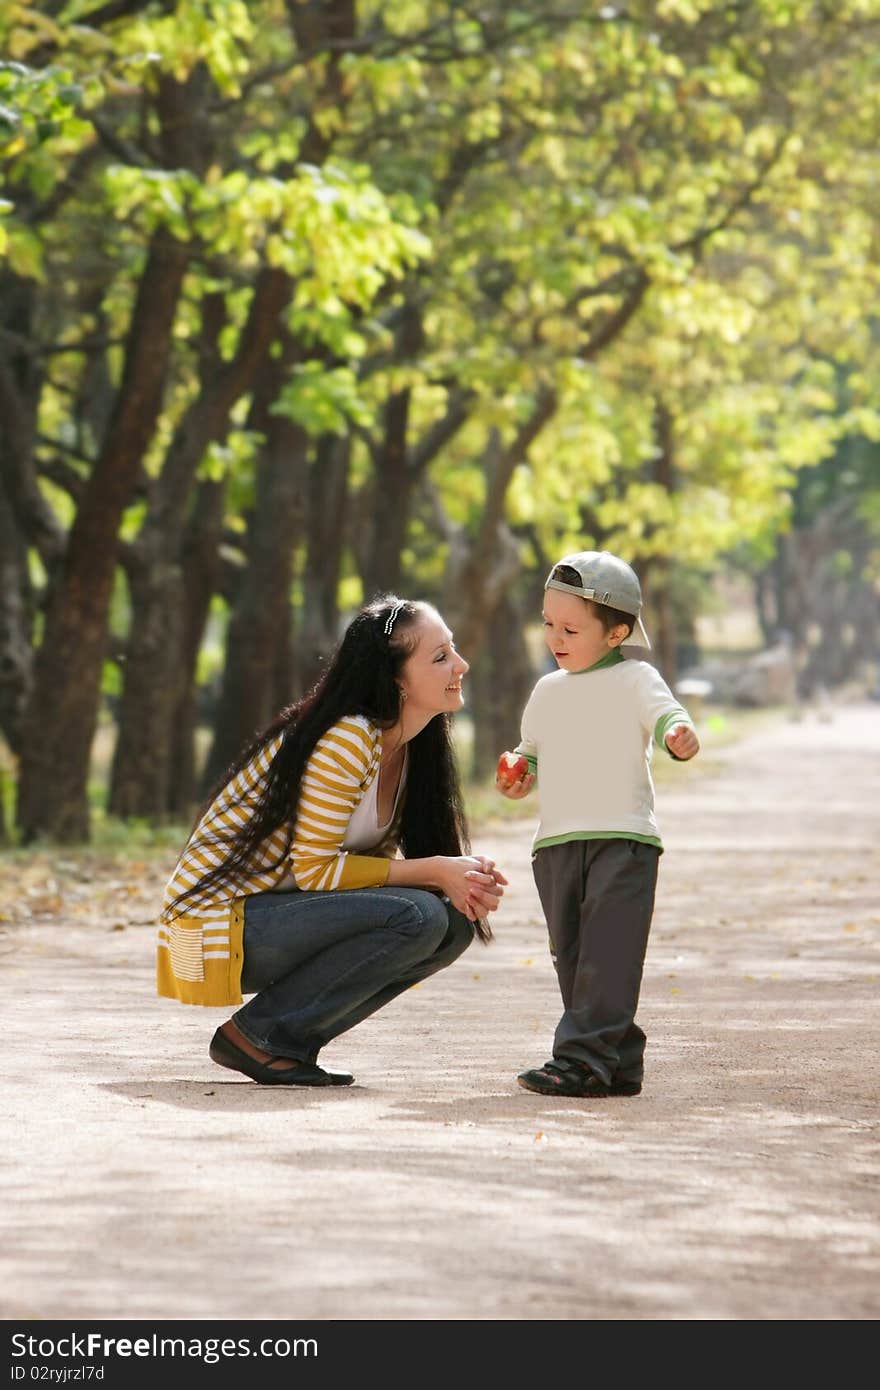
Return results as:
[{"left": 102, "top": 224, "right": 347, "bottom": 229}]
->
[{"left": 167, "top": 594, "right": 491, "bottom": 941}]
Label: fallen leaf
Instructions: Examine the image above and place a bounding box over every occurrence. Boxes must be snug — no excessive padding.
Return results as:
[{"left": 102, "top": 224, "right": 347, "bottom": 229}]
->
[{"left": 29, "top": 895, "right": 63, "bottom": 914}]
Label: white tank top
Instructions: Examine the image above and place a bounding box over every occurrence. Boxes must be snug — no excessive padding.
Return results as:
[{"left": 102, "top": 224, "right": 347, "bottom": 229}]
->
[{"left": 342, "top": 752, "right": 408, "bottom": 852}]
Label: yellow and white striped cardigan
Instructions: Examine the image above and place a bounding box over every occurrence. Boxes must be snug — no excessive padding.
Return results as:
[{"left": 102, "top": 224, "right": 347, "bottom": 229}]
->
[{"left": 157, "top": 715, "right": 399, "bottom": 1006}]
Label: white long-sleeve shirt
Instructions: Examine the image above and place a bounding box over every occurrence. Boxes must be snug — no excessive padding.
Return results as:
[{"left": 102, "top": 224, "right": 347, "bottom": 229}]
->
[{"left": 515, "top": 650, "right": 693, "bottom": 851}]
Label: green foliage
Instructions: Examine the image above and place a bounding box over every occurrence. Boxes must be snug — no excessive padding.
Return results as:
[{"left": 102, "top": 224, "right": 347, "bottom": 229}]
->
[
  {"left": 271, "top": 362, "right": 371, "bottom": 437},
  {"left": 198, "top": 430, "right": 262, "bottom": 484},
  {"left": 107, "top": 0, "right": 256, "bottom": 96},
  {"left": 100, "top": 657, "right": 122, "bottom": 700},
  {"left": 5, "top": 0, "right": 880, "bottom": 836},
  {"left": 0, "top": 56, "right": 93, "bottom": 268},
  {"left": 195, "top": 596, "right": 228, "bottom": 688},
  {"left": 103, "top": 162, "right": 428, "bottom": 296}
]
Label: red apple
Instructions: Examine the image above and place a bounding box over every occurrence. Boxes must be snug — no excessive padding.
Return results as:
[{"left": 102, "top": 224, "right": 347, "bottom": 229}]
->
[{"left": 496, "top": 751, "right": 529, "bottom": 788}]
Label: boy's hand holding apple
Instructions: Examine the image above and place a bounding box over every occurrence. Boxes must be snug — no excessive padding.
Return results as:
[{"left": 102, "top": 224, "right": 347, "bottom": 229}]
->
[{"left": 495, "top": 751, "right": 535, "bottom": 799}]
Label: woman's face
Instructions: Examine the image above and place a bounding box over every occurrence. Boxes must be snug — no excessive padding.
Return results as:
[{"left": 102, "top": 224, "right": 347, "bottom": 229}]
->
[{"left": 397, "top": 607, "right": 469, "bottom": 717}]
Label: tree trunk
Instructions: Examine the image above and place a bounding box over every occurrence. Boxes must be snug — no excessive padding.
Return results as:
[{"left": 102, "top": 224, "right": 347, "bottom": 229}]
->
[
  {"left": 643, "top": 400, "right": 677, "bottom": 683},
  {"left": 295, "top": 435, "right": 351, "bottom": 695},
  {"left": 166, "top": 478, "right": 227, "bottom": 817},
  {"left": 108, "top": 271, "right": 291, "bottom": 818},
  {"left": 754, "top": 570, "right": 775, "bottom": 646},
  {"left": 360, "top": 451, "right": 414, "bottom": 597},
  {"left": 359, "top": 304, "right": 425, "bottom": 596},
  {"left": 0, "top": 481, "right": 32, "bottom": 757},
  {"left": 0, "top": 470, "right": 31, "bottom": 845},
  {"left": 644, "top": 560, "right": 677, "bottom": 685},
  {"left": 468, "top": 590, "right": 536, "bottom": 782},
  {"left": 0, "top": 273, "right": 62, "bottom": 573},
  {"left": 16, "top": 226, "right": 189, "bottom": 841},
  {"left": 442, "top": 393, "right": 558, "bottom": 658},
  {"left": 107, "top": 556, "right": 189, "bottom": 820},
  {"left": 202, "top": 374, "right": 310, "bottom": 791},
  {"left": 0, "top": 272, "right": 62, "bottom": 760}
]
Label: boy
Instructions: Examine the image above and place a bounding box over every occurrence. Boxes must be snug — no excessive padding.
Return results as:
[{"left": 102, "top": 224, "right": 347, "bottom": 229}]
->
[{"left": 497, "top": 550, "right": 699, "bottom": 1098}]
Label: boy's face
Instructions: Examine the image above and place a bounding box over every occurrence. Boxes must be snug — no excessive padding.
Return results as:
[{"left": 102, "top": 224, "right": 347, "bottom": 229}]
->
[{"left": 542, "top": 589, "right": 628, "bottom": 672}]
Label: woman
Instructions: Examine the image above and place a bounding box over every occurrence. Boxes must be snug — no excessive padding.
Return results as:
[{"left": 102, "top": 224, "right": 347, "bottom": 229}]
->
[{"left": 158, "top": 595, "right": 506, "bottom": 1086}]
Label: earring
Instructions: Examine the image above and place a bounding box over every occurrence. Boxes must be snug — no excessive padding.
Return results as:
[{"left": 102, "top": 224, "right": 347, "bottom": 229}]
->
[{"left": 399, "top": 689, "right": 407, "bottom": 702}]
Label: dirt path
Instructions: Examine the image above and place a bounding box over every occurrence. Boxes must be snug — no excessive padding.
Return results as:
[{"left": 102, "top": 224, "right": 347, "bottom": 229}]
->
[{"left": 2, "top": 703, "right": 878, "bottom": 1322}]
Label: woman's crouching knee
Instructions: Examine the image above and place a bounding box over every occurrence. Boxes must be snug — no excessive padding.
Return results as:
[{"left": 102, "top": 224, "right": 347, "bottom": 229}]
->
[
  {"left": 389, "top": 889, "right": 474, "bottom": 966},
  {"left": 389, "top": 886, "right": 452, "bottom": 948},
  {"left": 435, "top": 904, "right": 475, "bottom": 962}
]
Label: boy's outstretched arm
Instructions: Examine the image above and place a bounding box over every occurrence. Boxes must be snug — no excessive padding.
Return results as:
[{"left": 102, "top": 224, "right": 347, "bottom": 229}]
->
[{"left": 664, "top": 723, "right": 700, "bottom": 760}]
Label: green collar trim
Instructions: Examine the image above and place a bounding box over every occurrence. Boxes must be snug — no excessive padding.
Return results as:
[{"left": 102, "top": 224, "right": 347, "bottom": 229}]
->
[{"left": 568, "top": 647, "right": 625, "bottom": 676}]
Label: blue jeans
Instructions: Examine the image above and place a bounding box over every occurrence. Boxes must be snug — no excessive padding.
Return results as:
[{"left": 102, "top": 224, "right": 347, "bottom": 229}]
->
[{"left": 233, "top": 885, "right": 474, "bottom": 1062}]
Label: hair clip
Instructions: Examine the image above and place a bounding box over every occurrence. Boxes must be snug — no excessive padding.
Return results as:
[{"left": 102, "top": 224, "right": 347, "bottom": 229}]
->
[{"left": 384, "top": 601, "right": 406, "bottom": 636}]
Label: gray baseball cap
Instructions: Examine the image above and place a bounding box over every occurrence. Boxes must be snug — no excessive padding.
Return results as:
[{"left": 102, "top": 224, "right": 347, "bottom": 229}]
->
[{"left": 545, "top": 550, "right": 651, "bottom": 648}]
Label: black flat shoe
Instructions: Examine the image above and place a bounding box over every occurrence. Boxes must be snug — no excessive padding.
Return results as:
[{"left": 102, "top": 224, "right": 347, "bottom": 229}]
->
[
  {"left": 517, "top": 1058, "right": 641, "bottom": 1098},
  {"left": 209, "top": 1027, "right": 354, "bottom": 1087}
]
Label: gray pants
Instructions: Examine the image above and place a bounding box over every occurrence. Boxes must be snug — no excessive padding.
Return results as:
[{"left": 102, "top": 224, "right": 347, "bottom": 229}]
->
[{"left": 532, "top": 838, "right": 660, "bottom": 1086}]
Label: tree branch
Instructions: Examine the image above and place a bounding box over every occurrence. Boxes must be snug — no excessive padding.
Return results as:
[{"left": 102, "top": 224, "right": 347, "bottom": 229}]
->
[
  {"left": 90, "top": 113, "right": 152, "bottom": 169},
  {"left": 673, "top": 135, "right": 790, "bottom": 256},
  {"left": 408, "top": 387, "right": 477, "bottom": 477},
  {"left": 577, "top": 268, "right": 651, "bottom": 360}
]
